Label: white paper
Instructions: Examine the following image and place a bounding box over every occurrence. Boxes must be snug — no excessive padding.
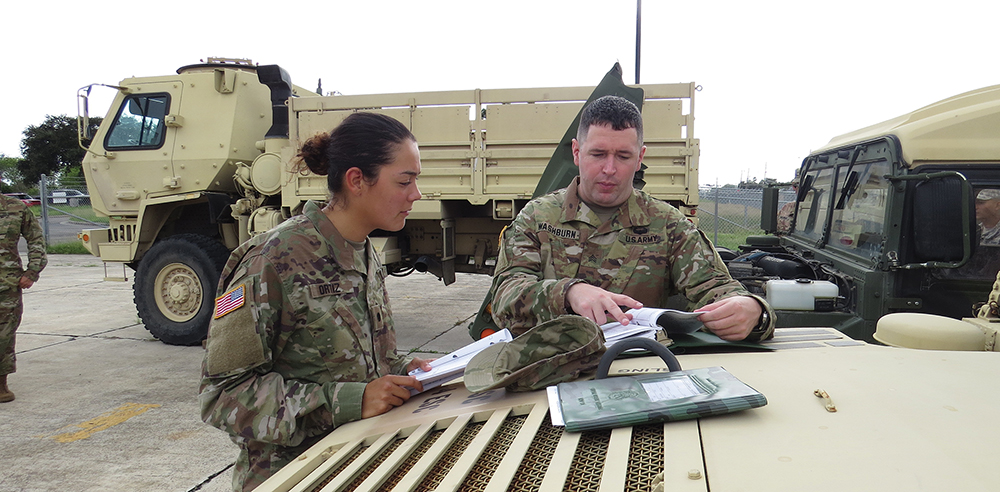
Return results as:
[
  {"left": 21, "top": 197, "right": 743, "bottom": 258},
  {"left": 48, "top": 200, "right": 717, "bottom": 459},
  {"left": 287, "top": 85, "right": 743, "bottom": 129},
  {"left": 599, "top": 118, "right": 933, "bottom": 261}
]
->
[
  {"left": 547, "top": 386, "right": 565, "bottom": 426},
  {"left": 600, "top": 307, "right": 704, "bottom": 337},
  {"left": 408, "top": 328, "right": 513, "bottom": 393},
  {"left": 641, "top": 378, "right": 703, "bottom": 402},
  {"left": 601, "top": 323, "right": 658, "bottom": 344}
]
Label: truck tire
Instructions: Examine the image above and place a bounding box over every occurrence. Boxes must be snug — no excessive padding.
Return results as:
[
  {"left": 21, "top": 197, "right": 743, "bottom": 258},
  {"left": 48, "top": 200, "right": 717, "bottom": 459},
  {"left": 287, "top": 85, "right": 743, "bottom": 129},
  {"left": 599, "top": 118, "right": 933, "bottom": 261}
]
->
[{"left": 134, "top": 234, "right": 231, "bottom": 346}]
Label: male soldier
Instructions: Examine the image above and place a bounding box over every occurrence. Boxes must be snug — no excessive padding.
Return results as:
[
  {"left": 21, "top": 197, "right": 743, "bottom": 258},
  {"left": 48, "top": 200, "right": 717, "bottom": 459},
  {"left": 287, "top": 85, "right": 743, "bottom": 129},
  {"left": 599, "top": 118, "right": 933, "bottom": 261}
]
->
[
  {"left": 491, "top": 95, "right": 774, "bottom": 341},
  {"left": 0, "top": 189, "right": 47, "bottom": 402},
  {"left": 975, "top": 189, "right": 1000, "bottom": 245}
]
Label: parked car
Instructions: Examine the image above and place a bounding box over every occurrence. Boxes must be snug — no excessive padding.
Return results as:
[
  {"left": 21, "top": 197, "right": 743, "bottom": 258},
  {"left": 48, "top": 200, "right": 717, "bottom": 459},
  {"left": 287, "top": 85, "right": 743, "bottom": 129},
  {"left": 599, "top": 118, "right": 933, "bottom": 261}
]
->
[
  {"left": 3, "top": 192, "right": 41, "bottom": 207},
  {"left": 49, "top": 189, "right": 90, "bottom": 206}
]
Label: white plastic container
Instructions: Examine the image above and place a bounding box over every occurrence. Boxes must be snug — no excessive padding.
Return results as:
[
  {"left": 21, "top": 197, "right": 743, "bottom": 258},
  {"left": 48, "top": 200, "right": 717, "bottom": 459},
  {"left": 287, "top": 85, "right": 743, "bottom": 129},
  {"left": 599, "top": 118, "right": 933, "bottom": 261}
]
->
[{"left": 765, "top": 279, "right": 839, "bottom": 311}]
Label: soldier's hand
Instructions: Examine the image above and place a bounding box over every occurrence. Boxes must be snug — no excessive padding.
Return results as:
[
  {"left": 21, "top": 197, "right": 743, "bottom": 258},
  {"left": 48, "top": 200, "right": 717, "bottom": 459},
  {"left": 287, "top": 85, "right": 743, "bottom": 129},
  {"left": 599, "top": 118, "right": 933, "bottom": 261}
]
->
[
  {"left": 18, "top": 276, "right": 34, "bottom": 289},
  {"left": 362, "top": 375, "right": 423, "bottom": 418},
  {"left": 695, "top": 296, "right": 761, "bottom": 341},
  {"left": 407, "top": 357, "right": 435, "bottom": 373},
  {"left": 566, "top": 283, "right": 642, "bottom": 326}
]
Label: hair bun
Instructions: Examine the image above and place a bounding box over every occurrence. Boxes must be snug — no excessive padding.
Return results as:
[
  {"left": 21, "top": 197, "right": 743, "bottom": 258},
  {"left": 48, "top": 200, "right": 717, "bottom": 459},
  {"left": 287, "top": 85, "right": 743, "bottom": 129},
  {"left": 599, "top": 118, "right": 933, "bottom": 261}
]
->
[{"left": 297, "top": 132, "right": 331, "bottom": 176}]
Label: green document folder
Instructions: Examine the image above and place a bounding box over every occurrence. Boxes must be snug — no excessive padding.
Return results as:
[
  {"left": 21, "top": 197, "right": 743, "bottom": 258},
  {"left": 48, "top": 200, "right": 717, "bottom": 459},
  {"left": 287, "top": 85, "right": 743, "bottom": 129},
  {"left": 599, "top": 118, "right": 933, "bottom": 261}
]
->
[{"left": 549, "top": 366, "right": 766, "bottom": 432}]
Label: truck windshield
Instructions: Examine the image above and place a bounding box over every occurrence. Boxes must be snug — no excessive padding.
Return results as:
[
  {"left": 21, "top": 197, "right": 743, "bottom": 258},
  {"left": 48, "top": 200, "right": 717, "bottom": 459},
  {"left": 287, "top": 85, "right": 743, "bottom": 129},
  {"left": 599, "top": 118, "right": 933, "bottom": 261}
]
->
[
  {"left": 105, "top": 94, "right": 169, "bottom": 149},
  {"left": 796, "top": 167, "right": 835, "bottom": 243},
  {"left": 826, "top": 159, "right": 890, "bottom": 257}
]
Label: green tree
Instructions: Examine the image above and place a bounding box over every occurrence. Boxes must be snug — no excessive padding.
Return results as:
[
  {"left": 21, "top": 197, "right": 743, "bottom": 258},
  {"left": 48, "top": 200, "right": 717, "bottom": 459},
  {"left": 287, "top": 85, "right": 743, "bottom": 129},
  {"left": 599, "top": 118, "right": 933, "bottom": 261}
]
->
[
  {"left": 0, "top": 154, "right": 25, "bottom": 192},
  {"left": 18, "top": 115, "right": 101, "bottom": 185}
]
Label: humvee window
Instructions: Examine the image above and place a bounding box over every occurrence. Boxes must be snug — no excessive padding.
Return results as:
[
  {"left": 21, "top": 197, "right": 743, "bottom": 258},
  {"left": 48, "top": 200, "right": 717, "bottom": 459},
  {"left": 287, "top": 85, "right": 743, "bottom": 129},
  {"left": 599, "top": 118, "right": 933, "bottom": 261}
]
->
[
  {"left": 827, "top": 159, "right": 890, "bottom": 256},
  {"left": 797, "top": 167, "right": 835, "bottom": 242},
  {"left": 105, "top": 94, "right": 169, "bottom": 149}
]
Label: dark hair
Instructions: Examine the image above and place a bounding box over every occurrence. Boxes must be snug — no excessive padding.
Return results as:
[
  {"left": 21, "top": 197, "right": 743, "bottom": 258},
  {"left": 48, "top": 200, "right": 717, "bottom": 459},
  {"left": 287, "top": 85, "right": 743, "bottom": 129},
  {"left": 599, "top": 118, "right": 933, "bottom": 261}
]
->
[
  {"left": 296, "top": 112, "right": 415, "bottom": 203},
  {"left": 576, "top": 95, "right": 643, "bottom": 145}
]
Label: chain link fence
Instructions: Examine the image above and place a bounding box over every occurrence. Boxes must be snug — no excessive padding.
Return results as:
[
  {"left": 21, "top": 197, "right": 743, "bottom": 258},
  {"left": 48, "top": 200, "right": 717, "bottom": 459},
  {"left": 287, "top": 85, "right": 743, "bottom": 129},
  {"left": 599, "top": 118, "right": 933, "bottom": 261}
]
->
[
  {"left": 20, "top": 176, "right": 792, "bottom": 251},
  {"left": 696, "top": 187, "right": 795, "bottom": 251},
  {"left": 31, "top": 175, "right": 107, "bottom": 247}
]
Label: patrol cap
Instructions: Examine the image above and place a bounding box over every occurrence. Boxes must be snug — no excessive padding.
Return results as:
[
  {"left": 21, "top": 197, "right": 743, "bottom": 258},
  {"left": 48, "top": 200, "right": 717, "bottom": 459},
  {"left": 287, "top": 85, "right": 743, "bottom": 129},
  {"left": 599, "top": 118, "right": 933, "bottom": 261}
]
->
[
  {"left": 464, "top": 315, "right": 606, "bottom": 393},
  {"left": 977, "top": 189, "right": 1000, "bottom": 201}
]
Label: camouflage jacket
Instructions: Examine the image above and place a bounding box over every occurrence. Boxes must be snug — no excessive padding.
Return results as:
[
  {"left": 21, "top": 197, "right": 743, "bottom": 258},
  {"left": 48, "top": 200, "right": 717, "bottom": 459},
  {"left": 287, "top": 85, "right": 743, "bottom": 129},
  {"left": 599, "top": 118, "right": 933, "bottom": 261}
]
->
[
  {"left": 776, "top": 201, "right": 796, "bottom": 235},
  {"left": 980, "top": 220, "right": 1000, "bottom": 246},
  {"left": 199, "top": 201, "right": 412, "bottom": 491},
  {"left": 491, "top": 178, "right": 774, "bottom": 341},
  {"left": 0, "top": 195, "right": 46, "bottom": 289}
]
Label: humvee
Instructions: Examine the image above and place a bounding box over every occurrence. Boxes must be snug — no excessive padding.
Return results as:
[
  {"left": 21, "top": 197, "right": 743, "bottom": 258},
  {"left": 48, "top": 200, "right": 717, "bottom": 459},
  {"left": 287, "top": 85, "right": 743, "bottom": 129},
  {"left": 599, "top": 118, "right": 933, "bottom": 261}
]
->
[{"left": 733, "top": 85, "right": 1000, "bottom": 341}]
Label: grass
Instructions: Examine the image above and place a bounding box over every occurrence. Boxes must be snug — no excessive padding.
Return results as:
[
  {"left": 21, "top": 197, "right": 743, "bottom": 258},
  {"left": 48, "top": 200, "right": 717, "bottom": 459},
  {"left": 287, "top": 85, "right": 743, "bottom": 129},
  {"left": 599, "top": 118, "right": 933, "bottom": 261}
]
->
[
  {"left": 29, "top": 204, "right": 109, "bottom": 225},
  {"left": 47, "top": 241, "right": 90, "bottom": 255},
  {"left": 700, "top": 231, "right": 765, "bottom": 252}
]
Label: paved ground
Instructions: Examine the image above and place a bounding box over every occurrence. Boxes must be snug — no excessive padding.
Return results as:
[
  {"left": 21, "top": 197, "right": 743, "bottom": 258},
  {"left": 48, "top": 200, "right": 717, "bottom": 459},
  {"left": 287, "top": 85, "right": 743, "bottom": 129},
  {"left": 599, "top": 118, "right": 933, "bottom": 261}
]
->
[{"left": 0, "top": 254, "right": 491, "bottom": 492}]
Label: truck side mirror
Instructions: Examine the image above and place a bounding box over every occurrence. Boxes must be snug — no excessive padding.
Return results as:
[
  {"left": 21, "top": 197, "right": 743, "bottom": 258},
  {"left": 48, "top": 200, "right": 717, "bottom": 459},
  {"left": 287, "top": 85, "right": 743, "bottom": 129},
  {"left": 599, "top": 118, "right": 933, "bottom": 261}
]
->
[
  {"left": 761, "top": 187, "right": 779, "bottom": 233},
  {"left": 77, "top": 85, "right": 94, "bottom": 144},
  {"left": 907, "top": 173, "right": 976, "bottom": 266}
]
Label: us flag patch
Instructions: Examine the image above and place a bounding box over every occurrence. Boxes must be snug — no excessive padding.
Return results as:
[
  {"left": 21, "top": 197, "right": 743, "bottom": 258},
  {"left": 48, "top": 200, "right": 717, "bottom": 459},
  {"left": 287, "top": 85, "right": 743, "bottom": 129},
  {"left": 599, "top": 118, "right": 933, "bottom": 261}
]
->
[{"left": 214, "top": 284, "right": 246, "bottom": 319}]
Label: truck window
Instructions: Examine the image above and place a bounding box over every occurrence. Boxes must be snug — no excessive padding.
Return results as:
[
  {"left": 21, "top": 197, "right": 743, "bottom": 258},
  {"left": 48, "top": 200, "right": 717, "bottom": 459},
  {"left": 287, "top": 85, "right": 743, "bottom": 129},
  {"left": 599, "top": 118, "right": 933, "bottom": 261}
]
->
[
  {"left": 796, "top": 167, "right": 835, "bottom": 243},
  {"left": 105, "top": 94, "right": 169, "bottom": 149},
  {"left": 827, "top": 159, "right": 891, "bottom": 256}
]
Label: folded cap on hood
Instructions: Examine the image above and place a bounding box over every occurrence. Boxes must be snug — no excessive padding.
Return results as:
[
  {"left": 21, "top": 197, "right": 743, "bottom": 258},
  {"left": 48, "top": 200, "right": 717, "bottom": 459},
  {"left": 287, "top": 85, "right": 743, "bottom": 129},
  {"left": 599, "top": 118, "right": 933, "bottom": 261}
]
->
[{"left": 464, "top": 315, "right": 607, "bottom": 393}]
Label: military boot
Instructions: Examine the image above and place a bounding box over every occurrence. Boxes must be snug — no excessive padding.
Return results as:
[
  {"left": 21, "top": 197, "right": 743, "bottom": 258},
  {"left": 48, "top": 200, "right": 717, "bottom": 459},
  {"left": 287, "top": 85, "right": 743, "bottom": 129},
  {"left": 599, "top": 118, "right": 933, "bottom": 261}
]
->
[{"left": 0, "top": 375, "right": 14, "bottom": 403}]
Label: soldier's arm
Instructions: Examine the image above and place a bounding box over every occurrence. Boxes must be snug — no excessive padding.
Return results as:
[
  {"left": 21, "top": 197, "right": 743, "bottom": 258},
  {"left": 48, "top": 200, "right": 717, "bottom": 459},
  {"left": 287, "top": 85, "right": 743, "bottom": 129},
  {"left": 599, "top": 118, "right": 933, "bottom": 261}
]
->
[
  {"left": 20, "top": 206, "right": 46, "bottom": 281},
  {"left": 491, "top": 208, "right": 583, "bottom": 335},
  {"left": 667, "top": 219, "right": 775, "bottom": 341},
  {"left": 199, "top": 258, "right": 367, "bottom": 446}
]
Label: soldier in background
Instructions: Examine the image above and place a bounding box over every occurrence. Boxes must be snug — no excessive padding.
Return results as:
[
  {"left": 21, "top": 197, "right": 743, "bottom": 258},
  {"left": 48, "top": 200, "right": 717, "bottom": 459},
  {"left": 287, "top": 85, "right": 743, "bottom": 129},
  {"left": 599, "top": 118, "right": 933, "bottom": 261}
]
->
[
  {"left": 0, "top": 187, "right": 47, "bottom": 403},
  {"left": 491, "top": 95, "right": 774, "bottom": 342},
  {"left": 200, "top": 113, "right": 433, "bottom": 491},
  {"left": 975, "top": 189, "right": 1000, "bottom": 245}
]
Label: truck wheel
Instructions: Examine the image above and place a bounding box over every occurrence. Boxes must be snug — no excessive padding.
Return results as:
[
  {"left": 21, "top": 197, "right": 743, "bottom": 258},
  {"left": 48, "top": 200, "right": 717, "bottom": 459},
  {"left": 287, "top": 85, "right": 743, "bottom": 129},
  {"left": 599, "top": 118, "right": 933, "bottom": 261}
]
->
[{"left": 134, "top": 234, "right": 231, "bottom": 346}]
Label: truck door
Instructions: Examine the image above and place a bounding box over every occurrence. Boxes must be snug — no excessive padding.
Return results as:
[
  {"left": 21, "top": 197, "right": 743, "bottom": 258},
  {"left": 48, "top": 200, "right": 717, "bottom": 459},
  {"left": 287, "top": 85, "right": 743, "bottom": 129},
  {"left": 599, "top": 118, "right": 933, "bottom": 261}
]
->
[{"left": 89, "top": 82, "right": 182, "bottom": 213}]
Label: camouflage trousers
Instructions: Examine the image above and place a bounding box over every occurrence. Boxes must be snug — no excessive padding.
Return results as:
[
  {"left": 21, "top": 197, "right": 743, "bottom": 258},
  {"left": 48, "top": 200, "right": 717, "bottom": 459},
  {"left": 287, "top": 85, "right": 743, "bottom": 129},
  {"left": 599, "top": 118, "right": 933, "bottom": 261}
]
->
[
  {"left": 234, "top": 435, "right": 324, "bottom": 492},
  {"left": 0, "top": 286, "right": 23, "bottom": 376}
]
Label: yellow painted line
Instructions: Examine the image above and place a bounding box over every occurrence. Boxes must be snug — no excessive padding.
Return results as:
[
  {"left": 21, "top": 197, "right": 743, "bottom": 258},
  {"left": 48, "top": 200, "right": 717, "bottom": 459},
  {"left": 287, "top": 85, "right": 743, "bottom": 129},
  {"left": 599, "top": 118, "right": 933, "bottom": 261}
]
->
[{"left": 46, "top": 403, "right": 161, "bottom": 443}]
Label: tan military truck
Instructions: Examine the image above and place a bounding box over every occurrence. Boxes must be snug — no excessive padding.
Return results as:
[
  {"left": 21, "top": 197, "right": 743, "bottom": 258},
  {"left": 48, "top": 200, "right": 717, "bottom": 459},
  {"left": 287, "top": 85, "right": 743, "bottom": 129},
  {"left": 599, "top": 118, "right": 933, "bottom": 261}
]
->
[{"left": 75, "top": 58, "right": 700, "bottom": 345}]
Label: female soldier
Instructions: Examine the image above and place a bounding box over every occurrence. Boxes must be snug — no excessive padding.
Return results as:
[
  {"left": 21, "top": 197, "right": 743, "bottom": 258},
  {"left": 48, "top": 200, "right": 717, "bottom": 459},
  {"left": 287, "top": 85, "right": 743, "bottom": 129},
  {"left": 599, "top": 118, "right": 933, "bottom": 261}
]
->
[{"left": 200, "top": 112, "right": 432, "bottom": 491}]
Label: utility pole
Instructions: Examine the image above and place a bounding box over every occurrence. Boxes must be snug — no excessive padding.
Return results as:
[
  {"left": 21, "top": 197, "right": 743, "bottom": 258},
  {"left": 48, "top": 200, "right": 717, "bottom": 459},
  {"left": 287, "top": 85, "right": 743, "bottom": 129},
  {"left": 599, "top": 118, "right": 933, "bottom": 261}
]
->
[{"left": 635, "top": 0, "right": 642, "bottom": 84}]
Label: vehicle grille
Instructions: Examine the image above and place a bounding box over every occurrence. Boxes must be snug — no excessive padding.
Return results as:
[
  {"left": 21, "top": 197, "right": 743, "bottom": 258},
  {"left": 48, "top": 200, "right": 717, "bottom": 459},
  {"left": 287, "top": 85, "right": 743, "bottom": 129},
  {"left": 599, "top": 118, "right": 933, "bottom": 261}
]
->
[
  {"left": 506, "top": 415, "right": 562, "bottom": 492},
  {"left": 295, "top": 403, "right": 668, "bottom": 492},
  {"left": 414, "top": 421, "right": 485, "bottom": 492}
]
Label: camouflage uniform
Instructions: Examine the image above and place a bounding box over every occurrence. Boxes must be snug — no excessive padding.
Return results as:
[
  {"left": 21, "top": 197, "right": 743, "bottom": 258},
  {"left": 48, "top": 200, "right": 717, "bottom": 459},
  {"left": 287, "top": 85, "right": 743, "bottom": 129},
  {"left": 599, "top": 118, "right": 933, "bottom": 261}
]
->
[
  {"left": 492, "top": 178, "right": 774, "bottom": 341},
  {"left": 980, "top": 221, "right": 1000, "bottom": 245},
  {"left": 0, "top": 195, "right": 46, "bottom": 376},
  {"left": 776, "top": 200, "right": 796, "bottom": 235},
  {"left": 200, "top": 201, "right": 413, "bottom": 492}
]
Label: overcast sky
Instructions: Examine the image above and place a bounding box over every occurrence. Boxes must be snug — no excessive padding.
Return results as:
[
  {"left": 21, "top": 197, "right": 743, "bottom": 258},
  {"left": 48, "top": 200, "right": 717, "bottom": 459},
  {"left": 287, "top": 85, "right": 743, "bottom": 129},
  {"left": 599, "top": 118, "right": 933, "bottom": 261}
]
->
[{"left": 2, "top": 0, "right": 996, "bottom": 186}]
